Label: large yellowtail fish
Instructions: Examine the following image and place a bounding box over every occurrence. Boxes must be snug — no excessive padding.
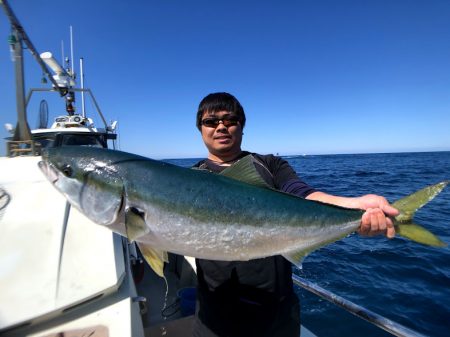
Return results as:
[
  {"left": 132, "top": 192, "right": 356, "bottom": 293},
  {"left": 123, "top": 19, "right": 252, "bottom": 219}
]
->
[{"left": 38, "top": 147, "right": 447, "bottom": 277}]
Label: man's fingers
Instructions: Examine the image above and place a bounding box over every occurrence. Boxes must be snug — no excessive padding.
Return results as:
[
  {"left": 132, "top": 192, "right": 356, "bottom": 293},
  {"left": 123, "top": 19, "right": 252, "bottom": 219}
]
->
[
  {"left": 359, "top": 208, "right": 396, "bottom": 238},
  {"left": 381, "top": 204, "right": 400, "bottom": 217},
  {"left": 386, "top": 226, "right": 396, "bottom": 238},
  {"left": 386, "top": 216, "right": 396, "bottom": 238},
  {"left": 359, "top": 210, "right": 371, "bottom": 235}
]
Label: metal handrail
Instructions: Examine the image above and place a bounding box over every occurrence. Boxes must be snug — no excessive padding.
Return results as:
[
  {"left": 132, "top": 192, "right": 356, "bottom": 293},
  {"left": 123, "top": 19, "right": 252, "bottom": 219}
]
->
[
  {"left": 292, "top": 275, "right": 427, "bottom": 337},
  {"left": 25, "top": 88, "right": 109, "bottom": 129}
]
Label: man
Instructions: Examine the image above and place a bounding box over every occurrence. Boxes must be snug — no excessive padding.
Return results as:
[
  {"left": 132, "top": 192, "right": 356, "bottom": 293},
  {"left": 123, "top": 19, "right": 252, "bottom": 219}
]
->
[{"left": 192, "top": 92, "right": 398, "bottom": 337}]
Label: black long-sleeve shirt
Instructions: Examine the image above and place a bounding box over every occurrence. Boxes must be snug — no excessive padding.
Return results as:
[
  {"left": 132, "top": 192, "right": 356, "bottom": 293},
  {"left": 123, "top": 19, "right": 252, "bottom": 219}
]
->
[{"left": 192, "top": 152, "right": 315, "bottom": 337}]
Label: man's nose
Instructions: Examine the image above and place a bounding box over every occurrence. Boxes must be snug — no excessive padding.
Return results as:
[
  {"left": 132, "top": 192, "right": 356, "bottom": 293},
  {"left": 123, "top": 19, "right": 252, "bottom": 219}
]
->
[{"left": 216, "top": 120, "right": 227, "bottom": 130}]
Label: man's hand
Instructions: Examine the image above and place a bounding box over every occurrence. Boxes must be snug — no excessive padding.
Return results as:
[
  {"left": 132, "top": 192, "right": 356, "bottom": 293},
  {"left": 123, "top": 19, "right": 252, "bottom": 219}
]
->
[
  {"left": 356, "top": 194, "right": 399, "bottom": 238},
  {"left": 306, "top": 192, "right": 399, "bottom": 238}
]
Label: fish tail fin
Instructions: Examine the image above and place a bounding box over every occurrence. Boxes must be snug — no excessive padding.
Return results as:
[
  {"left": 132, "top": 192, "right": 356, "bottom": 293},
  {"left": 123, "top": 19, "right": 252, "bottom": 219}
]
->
[
  {"left": 392, "top": 181, "right": 448, "bottom": 247},
  {"left": 395, "top": 223, "right": 447, "bottom": 247},
  {"left": 392, "top": 181, "right": 448, "bottom": 222}
]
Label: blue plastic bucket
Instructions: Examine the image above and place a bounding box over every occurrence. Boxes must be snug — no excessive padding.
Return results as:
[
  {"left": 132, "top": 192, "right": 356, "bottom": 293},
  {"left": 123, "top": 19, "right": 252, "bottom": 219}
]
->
[{"left": 177, "top": 287, "right": 197, "bottom": 316}]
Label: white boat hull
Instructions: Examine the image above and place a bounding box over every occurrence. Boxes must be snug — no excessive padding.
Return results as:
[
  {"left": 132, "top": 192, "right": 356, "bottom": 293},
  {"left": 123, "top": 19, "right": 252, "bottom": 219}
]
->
[{"left": 0, "top": 155, "right": 144, "bottom": 336}]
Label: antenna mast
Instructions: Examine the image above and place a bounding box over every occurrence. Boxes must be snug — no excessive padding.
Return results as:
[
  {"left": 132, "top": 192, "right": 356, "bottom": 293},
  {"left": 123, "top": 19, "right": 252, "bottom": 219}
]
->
[
  {"left": 80, "top": 58, "right": 86, "bottom": 118},
  {"left": 70, "top": 26, "right": 74, "bottom": 77}
]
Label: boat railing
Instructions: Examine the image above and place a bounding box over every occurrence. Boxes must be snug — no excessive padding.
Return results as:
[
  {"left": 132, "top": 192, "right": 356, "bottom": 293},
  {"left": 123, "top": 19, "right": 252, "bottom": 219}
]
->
[
  {"left": 25, "top": 87, "right": 110, "bottom": 130},
  {"left": 5, "top": 139, "right": 41, "bottom": 157},
  {"left": 292, "top": 275, "right": 427, "bottom": 337}
]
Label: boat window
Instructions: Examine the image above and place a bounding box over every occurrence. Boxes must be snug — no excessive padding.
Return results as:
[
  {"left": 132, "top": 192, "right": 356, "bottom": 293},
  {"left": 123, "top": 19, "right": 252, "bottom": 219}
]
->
[
  {"left": 33, "top": 137, "right": 55, "bottom": 149},
  {"left": 61, "top": 135, "right": 104, "bottom": 147}
]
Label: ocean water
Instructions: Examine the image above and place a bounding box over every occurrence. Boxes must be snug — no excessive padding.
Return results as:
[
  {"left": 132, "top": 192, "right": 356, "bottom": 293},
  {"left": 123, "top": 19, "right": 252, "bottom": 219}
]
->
[{"left": 165, "top": 152, "right": 450, "bottom": 337}]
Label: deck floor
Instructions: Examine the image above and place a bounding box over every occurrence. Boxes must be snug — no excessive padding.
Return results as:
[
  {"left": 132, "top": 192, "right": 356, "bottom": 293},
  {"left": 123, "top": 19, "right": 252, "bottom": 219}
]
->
[{"left": 144, "top": 315, "right": 194, "bottom": 337}]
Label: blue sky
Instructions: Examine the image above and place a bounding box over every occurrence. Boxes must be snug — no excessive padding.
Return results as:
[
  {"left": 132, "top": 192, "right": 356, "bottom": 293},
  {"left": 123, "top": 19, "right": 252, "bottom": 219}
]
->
[{"left": 1, "top": 0, "right": 449, "bottom": 159}]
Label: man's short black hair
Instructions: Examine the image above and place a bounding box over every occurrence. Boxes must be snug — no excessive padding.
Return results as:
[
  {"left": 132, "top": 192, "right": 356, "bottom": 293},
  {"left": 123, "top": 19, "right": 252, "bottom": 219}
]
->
[{"left": 196, "top": 92, "right": 246, "bottom": 130}]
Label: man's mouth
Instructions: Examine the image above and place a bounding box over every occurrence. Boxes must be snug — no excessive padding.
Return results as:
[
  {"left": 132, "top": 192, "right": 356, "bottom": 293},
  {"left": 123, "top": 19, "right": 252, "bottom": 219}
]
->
[
  {"left": 214, "top": 136, "right": 232, "bottom": 144},
  {"left": 214, "top": 134, "right": 231, "bottom": 140}
]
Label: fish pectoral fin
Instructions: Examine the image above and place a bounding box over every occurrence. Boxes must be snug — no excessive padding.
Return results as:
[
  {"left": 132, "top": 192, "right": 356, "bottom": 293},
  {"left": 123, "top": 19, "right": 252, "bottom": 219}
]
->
[
  {"left": 137, "top": 242, "right": 169, "bottom": 278},
  {"left": 395, "top": 223, "right": 447, "bottom": 247},
  {"left": 393, "top": 181, "right": 449, "bottom": 222},
  {"left": 220, "top": 155, "right": 271, "bottom": 188},
  {"left": 282, "top": 248, "right": 314, "bottom": 267},
  {"left": 125, "top": 207, "right": 149, "bottom": 241}
]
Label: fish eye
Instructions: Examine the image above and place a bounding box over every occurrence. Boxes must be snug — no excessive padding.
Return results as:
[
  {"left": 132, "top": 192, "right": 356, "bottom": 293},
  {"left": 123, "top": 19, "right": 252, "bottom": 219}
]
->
[{"left": 62, "top": 164, "right": 73, "bottom": 177}]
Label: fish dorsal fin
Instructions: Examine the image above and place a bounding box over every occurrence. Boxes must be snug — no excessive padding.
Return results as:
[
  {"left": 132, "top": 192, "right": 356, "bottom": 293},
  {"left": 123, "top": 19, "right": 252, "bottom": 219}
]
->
[
  {"left": 137, "top": 242, "right": 169, "bottom": 278},
  {"left": 395, "top": 223, "right": 447, "bottom": 247},
  {"left": 393, "top": 181, "right": 449, "bottom": 222},
  {"left": 220, "top": 155, "right": 270, "bottom": 189}
]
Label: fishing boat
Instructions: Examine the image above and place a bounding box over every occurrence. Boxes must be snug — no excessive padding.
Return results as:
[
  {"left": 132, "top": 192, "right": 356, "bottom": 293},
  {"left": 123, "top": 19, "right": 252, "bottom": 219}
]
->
[
  {"left": 0, "top": 1, "right": 198, "bottom": 336},
  {"left": 0, "top": 1, "right": 427, "bottom": 337}
]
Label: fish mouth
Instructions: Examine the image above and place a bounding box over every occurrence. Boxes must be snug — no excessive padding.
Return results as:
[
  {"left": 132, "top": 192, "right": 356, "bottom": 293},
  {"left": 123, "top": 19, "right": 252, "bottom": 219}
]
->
[{"left": 38, "top": 161, "right": 59, "bottom": 184}]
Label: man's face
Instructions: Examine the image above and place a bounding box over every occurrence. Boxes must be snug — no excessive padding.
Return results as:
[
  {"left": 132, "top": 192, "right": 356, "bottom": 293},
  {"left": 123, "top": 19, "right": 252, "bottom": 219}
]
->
[{"left": 200, "top": 110, "right": 243, "bottom": 160}]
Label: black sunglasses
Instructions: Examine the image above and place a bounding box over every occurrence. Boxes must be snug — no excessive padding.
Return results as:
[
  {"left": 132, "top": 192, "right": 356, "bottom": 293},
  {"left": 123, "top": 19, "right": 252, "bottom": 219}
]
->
[{"left": 201, "top": 115, "right": 241, "bottom": 128}]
